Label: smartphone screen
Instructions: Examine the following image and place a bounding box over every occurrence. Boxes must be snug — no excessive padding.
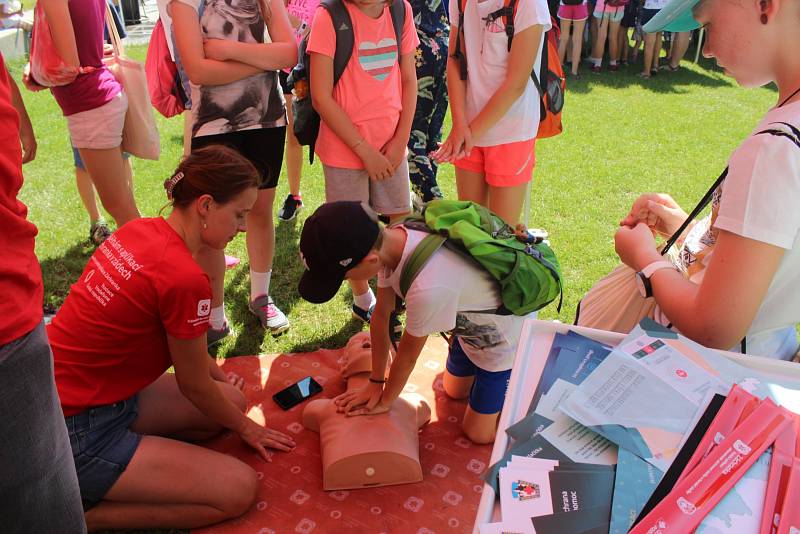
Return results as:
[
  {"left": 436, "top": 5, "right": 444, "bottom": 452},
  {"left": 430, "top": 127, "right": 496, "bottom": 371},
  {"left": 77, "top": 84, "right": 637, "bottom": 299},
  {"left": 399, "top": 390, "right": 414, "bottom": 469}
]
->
[{"left": 272, "top": 376, "right": 323, "bottom": 410}]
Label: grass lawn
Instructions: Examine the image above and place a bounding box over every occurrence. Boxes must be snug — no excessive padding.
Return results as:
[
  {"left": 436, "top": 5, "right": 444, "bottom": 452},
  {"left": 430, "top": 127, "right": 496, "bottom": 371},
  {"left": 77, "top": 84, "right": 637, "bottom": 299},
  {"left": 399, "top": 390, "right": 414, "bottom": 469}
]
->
[
  {"left": 5, "top": 45, "right": 776, "bottom": 533},
  {"left": 7, "top": 48, "right": 776, "bottom": 358}
]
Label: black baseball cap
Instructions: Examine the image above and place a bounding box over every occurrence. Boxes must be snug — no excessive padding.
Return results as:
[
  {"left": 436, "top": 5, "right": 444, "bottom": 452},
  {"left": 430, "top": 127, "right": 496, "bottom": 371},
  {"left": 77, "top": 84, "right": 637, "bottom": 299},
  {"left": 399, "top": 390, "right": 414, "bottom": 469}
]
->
[{"left": 298, "top": 201, "right": 381, "bottom": 304}]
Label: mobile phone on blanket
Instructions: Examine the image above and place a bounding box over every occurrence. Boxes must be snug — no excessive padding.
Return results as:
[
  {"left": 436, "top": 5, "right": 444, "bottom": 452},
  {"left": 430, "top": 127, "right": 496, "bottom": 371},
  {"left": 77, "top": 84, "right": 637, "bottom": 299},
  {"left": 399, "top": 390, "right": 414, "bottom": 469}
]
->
[{"left": 272, "top": 376, "right": 323, "bottom": 410}]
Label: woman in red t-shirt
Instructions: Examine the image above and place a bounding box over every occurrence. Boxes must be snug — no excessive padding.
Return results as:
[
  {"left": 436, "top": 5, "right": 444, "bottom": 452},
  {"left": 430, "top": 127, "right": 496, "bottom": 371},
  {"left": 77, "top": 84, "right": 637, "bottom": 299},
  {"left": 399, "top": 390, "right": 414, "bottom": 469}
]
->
[{"left": 48, "top": 145, "right": 295, "bottom": 530}]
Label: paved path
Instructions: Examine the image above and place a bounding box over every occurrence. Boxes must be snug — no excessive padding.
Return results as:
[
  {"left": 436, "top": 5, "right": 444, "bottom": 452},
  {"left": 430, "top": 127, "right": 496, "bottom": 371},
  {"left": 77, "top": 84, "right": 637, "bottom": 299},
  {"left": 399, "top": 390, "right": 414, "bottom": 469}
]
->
[{"left": 122, "top": 0, "right": 159, "bottom": 46}]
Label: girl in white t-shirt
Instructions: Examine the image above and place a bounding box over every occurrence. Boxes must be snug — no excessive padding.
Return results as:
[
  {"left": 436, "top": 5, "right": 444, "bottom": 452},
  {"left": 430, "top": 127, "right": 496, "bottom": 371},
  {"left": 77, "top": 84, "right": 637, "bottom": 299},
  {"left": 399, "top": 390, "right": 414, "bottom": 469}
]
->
[
  {"left": 432, "top": 0, "right": 551, "bottom": 225},
  {"left": 614, "top": 0, "right": 800, "bottom": 360}
]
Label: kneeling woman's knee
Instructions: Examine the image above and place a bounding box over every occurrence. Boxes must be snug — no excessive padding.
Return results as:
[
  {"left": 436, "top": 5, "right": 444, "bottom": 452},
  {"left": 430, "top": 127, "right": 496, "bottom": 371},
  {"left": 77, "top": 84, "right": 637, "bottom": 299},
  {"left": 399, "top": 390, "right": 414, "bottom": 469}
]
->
[{"left": 219, "top": 462, "right": 258, "bottom": 518}]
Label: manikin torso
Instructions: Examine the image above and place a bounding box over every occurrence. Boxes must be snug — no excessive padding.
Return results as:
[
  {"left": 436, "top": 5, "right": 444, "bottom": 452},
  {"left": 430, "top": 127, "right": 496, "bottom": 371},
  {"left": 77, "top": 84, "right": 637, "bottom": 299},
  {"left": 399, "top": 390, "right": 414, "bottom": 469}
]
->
[{"left": 302, "top": 332, "right": 431, "bottom": 490}]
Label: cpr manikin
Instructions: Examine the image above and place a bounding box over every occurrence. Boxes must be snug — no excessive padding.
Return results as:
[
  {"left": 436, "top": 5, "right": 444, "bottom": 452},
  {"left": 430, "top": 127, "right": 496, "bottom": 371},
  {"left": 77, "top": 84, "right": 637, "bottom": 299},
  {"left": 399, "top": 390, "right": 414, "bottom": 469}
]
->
[{"left": 302, "top": 332, "right": 431, "bottom": 490}]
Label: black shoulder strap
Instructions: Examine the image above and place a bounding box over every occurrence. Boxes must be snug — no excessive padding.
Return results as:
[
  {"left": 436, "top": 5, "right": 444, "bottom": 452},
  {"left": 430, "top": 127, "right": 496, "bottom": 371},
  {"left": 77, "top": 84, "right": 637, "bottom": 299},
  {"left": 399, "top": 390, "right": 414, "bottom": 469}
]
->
[
  {"left": 504, "top": 0, "right": 518, "bottom": 51},
  {"left": 321, "top": 0, "right": 354, "bottom": 86},
  {"left": 389, "top": 0, "right": 406, "bottom": 49},
  {"left": 453, "top": 0, "right": 468, "bottom": 80},
  {"left": 660, "top": 167, "right": 728, "bottom": 255},
  {"left": 755, "top": 121, "right": 800, "bottom": 149},
  {"left": 661, "top": 122, "right": 800, "bottom": 255}
]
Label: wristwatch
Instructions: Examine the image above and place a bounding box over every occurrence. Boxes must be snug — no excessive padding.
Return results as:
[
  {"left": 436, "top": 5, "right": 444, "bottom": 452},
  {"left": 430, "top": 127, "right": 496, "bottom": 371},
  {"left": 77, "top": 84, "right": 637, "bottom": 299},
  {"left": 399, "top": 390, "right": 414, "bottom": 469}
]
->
[{"left": 635, "top": 260, "right": 675, "bottom": 298}]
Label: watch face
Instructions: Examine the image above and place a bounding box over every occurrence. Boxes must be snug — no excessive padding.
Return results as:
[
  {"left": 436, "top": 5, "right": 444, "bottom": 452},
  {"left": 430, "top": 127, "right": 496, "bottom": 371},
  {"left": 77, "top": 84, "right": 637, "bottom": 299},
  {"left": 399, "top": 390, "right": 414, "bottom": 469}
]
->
[{"left": 635, "top": 271, "right": 648, "bottom": 298}]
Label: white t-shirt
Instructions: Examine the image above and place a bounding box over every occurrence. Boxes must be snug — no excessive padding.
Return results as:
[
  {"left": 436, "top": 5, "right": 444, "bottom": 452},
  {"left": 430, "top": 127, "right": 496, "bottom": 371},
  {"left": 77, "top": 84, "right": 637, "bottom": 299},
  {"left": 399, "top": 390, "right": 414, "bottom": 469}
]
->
[
  {"left": 449, "top": 0, "right": 552, "bottom": 147},
  {"left": 378, "top": 229, "right": 529, "bottom": 372},
  {"left": 656, "top": 101, "right": 800, "bottom": 359}
]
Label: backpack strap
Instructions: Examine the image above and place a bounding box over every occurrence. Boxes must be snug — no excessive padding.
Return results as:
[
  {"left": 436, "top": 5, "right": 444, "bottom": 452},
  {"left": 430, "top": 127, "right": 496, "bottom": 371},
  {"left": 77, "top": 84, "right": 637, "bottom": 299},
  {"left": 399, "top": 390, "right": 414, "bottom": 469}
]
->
[
  {"left": 399, "top": 233, "right": 447, "bottom": 298},
  {"left": 389, "top": 0, "right": 406, "bottom": 50},
  {"left": 504, "top": 0, "right": 518, "bottom": 51},
  {"left": 321, "top": 0, "right": 354, "bottom": 86},
  {"left": 452, "top": 0, "right": 468, "bottom": 80}
]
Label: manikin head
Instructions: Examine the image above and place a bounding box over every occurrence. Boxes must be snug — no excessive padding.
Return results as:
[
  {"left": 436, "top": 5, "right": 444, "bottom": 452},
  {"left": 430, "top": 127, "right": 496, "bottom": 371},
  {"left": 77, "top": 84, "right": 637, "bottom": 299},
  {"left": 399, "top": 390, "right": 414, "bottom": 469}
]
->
[{"left": 339, "top": 331, "right": 374, "bottom": 378}]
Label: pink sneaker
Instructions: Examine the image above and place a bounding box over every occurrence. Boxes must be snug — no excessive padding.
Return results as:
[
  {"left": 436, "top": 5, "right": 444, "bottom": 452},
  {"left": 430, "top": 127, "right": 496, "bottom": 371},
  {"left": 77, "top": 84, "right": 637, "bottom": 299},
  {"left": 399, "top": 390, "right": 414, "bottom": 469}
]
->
[{"left": 225, "top": 255, "right": 240, "bottom": 269}]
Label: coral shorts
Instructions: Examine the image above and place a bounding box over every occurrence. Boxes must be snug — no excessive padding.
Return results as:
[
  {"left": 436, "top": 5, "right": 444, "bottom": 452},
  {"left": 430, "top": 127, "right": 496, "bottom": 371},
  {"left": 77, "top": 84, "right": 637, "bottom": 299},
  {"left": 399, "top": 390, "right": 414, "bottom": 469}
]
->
[
  {"left": 453, "top": 138, "right": 536, "bottom": 187},
  {"left": 558, "top": 3, "right": 589, "bottom": 20}
]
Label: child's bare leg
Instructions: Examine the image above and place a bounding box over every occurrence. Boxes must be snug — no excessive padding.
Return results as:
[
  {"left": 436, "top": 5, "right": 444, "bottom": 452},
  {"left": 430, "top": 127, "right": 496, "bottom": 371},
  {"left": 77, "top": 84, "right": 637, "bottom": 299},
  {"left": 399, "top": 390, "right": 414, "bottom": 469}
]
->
[
  {"left": 489, "top": 182, "right": 529, "bottom": 226},
  {"left": 462, "top": 408, "right": 500, "bottom": 444},
  {"left": 443, "top": 369, "right": 474, "bottom": 400},
  {"left": 558, "top": 19, "right": 573, "bottom": 64},
  {"left": 455, "top": 167, "right": 489, "bottom": 207},
  {"left": 571, "top": 19, "right": 586, "bottom": 74}
]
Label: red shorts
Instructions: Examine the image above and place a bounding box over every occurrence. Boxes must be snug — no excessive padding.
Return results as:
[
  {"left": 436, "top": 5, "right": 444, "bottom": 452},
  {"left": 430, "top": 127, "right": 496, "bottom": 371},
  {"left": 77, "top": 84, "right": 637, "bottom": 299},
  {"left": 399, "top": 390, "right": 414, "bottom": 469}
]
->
[{"left": 454, "top": 138, "right": 536, "bottom": 187}]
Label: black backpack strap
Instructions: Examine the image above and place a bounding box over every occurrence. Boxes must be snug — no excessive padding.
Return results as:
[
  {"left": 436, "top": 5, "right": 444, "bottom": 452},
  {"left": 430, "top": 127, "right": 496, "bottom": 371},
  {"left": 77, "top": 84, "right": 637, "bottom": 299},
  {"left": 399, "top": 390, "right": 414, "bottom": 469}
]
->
[
  {"left": 321, "top": 0, "right": 354, "bottom": 86},
  {"left": 389, "top": 0, "right": 406, "bottom": 50},
  {"left": 504, "top": 0, "right": 518, "bottom": 51},
  {"left": 452, "top": 0, "right": 468, "bottom": 80},
  {"left": 530, "top": 26, "right": 548, "bottom": 121}
]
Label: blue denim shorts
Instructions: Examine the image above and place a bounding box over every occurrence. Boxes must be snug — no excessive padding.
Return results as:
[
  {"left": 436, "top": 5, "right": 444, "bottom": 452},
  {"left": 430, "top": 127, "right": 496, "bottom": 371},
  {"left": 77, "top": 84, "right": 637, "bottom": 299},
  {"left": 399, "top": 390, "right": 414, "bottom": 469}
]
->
[
  {"left": 445, "top": 337, "right": 511, "bottom": 415},
  {"left": 64, "top": 396, "right": 142, "bottom": 508}
]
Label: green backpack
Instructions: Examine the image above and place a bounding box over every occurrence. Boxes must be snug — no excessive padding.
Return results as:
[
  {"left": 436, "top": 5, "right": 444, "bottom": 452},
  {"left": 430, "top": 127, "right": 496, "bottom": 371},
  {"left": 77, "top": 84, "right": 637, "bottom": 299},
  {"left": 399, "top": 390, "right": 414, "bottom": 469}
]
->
[{"left": 398, "top": 200, "right": 562, "bottom": 316}]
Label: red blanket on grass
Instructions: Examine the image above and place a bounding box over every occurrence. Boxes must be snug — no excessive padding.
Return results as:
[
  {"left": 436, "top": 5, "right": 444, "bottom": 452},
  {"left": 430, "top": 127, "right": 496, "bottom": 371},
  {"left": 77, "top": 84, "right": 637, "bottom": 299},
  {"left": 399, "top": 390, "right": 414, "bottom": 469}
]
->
[{"left": 195, "top": 336, "right": 492, "bottom": 534}]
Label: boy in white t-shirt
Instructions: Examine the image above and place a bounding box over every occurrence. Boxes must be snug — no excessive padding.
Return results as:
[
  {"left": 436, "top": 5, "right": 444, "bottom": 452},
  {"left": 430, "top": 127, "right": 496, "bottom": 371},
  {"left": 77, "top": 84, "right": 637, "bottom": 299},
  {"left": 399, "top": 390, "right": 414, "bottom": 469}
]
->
[{"left": 298, "top": 201, "right": 527, "bottom": 444}]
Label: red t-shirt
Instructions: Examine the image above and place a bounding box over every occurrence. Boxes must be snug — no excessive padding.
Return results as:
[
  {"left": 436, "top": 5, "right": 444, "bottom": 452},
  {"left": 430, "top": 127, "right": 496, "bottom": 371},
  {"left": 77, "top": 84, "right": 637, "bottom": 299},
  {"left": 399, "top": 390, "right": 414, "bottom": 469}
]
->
[
  {"left": 0, "top": 53, "right": 44, "bottom": 346},
  {"left": 49, "top": 218, "right": 212, "bottom": 415}
]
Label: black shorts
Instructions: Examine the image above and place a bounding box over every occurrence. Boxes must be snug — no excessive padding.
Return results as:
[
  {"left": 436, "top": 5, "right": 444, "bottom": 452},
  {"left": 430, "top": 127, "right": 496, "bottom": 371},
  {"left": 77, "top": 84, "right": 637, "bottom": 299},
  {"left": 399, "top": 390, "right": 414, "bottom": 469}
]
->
[
  {"left": 191, "top": 127, "right": 287, "bottom": 190},
  {"left": 640, "top": 7, "right": 660, "bottom": 26},
  {"left": 278, "top": 70, "right": 293, "bottom": 95}
]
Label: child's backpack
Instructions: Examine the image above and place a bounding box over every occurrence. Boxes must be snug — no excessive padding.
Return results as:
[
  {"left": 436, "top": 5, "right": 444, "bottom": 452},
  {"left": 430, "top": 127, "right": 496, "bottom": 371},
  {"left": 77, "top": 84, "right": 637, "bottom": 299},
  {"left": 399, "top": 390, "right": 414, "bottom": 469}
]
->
[
  {"left": 145, "top": 19, "right": 188, "bottom": 118},
  {"left": 288, "top": 0, "right": 406, "bottom": 163},
  {"left": 452, "top": 0, "right": 565, "bottom": 139},
  {"left": 398, "top": 200, "right": 562, "bottom": 316}
]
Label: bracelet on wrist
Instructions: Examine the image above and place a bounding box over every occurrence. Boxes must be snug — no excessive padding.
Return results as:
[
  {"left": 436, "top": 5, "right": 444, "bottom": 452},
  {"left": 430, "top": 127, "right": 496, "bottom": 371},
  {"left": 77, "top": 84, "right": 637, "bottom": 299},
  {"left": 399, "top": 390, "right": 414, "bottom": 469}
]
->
[
  {"left": 369, "top": 377, "right": 387, "bottom": 384},
  {"left": 351, "top": 137, "right": 365, "bottom": 150}
]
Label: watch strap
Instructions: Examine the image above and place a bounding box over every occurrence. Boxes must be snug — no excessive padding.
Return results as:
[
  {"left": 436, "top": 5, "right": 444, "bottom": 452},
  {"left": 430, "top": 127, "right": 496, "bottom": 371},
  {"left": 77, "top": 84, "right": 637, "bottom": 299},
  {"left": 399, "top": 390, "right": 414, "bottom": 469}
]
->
[{"left": 641, "top": 260, "right": 675, "bottom": 278}]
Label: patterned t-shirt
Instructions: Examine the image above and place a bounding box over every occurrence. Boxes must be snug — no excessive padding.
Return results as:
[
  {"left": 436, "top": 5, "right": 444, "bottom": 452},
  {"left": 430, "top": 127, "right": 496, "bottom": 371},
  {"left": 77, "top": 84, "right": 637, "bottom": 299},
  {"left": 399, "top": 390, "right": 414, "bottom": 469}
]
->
[{"left": 174, "top": 0, "right": 287, "bottom": 137}]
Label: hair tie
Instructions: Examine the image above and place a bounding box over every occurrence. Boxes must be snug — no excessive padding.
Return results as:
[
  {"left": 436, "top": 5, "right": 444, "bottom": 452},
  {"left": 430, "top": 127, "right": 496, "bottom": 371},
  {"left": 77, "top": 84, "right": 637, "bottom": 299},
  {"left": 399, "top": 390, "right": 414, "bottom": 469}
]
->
[{"left": 164, "top": 171, "right": 184, "bottom": 200}]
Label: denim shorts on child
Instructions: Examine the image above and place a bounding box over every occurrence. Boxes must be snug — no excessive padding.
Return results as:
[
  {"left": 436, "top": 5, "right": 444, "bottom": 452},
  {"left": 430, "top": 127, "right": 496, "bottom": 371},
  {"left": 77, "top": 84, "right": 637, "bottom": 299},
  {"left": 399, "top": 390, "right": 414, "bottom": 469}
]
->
[
  {"left": 558, "top": 3, "right": 589, "bottom": 20},
  {"left": 323, "top": 159, "right": 412, "bottom": 215},
  {"left": 64, "top": 396, "right": 142, "bottom": 508},
  {"left": 72, "top": 146, "right": 130, "bottom": 171},
  {"left": 454, "top": 138, "right": 536, "bottom": 187},
  {"left": 445, "top": 337, "right": 511, "bottom": 415},
  {"left": 66, "top": 91, "right": 128, "bottom": 150}
]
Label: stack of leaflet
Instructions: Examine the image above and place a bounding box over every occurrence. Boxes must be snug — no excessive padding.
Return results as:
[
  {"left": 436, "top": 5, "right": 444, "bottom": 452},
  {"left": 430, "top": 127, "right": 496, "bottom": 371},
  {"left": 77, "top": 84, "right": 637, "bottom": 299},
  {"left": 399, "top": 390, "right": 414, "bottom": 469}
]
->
[
  {"left": 481, "top": 455, "right": 615, "bottom": 534},
  {"left": 480, "top": 319, "right": 800, "bottom": 534}
]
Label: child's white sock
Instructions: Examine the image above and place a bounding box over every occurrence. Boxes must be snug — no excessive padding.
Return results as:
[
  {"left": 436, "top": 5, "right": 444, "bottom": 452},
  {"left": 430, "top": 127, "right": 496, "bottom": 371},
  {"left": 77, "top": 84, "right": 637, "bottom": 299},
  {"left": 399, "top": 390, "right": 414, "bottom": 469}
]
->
[
  {"left": 250, "top": 270, "right": 272, "bottom": 301},
  {"left": 210, "top": 304, "right": 227, "bottom": 330},
  {"left": 353, "top": 288, "right": 376, "bottom": 311},
  {"left": 593, "top": 57, "right": 602, "bottom": 67},
  {"left": 610, "top": 60, "right": 618, "bottom": 66}
]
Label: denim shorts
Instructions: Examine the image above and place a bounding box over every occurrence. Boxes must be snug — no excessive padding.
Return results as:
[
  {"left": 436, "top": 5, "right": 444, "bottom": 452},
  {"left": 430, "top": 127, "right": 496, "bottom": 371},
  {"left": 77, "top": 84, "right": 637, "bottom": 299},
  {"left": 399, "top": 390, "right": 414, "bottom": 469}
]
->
[
  {"left": 445, "top": 337, "right": 511, "bottom": 415},
  {"left": 64, "top": 396, "right": 142, "bottom": 508},
  {"left": 72, "top": 146, "right": 130, "bottom": 171}
]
